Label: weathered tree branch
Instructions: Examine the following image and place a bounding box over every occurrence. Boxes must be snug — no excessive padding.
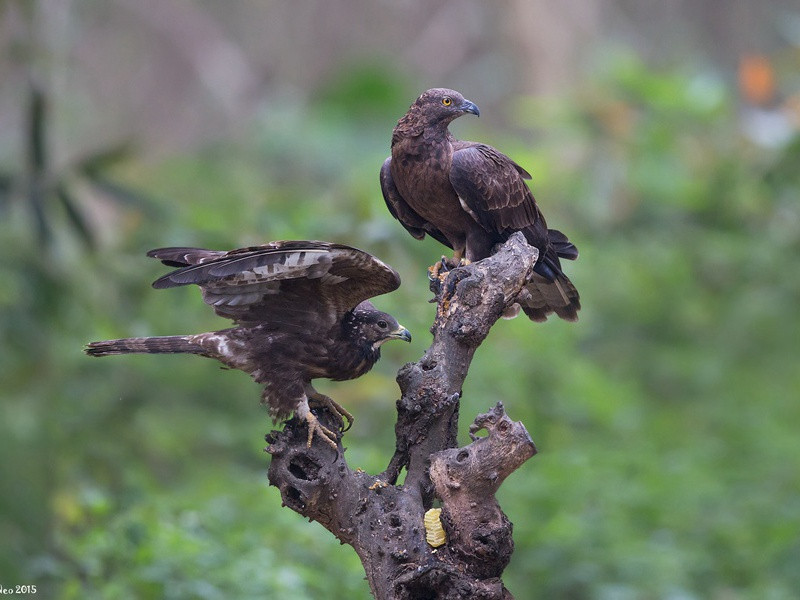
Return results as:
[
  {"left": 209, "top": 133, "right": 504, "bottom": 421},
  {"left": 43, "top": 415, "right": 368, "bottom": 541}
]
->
[
  {"left": 430, "top": 404, "right": 537, "bottom": 579},
  {"left": 266, "top": 233, "right": 540, "bottom": 599}
]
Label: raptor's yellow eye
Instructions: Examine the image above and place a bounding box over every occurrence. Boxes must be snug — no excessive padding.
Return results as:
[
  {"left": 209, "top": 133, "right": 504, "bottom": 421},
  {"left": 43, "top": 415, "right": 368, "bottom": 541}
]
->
[{"left": 442, "top": 97, "right": 452, "bottom": 106}]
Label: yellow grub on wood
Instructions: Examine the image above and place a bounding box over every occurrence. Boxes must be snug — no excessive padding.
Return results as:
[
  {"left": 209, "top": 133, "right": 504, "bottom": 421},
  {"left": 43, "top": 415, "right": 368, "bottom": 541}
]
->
[{"left": 424, "top": 508, "right": 446, "bottom": 548}]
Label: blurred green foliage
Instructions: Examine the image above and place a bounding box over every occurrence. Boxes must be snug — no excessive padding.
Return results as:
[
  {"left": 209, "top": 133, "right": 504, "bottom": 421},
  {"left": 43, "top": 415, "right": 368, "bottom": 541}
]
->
[{"left": 1, "top": 55, "right": 799, "bottom": 599}]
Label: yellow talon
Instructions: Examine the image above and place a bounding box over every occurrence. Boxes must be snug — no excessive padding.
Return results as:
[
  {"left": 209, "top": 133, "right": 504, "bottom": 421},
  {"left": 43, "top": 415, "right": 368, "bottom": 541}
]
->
[
  {"left": 309, "top": 392, "right": 354, "bottom": 432},
  {"left": 304, "top": 412, "right": 338, "bottom": 449}
]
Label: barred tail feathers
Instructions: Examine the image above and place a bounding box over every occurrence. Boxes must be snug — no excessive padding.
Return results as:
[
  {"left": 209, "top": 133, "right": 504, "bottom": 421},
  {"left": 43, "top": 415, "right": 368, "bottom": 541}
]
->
[
  {"left": 519, "top": 273, "right": 581, "bottom": 323},
  {"left": 85, "top": 335, "right": 205, "bottom": 357}
]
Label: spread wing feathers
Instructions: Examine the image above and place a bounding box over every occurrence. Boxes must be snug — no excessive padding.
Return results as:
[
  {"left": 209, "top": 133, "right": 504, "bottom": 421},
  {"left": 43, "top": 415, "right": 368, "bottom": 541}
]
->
[
  {"left": 147, "top": 241, "right": 400, "bottom": 327},
  {"left": 519, "top": 273, "right": 581, "bottom": 323},
  {"left": 147, "top": 247, "right": 229, "bottom": 268},
  {"left": 380, "top": 158, "right": 452, "bottom": 248},
  {"left": 449, "top": 143, "right": 541, "bottom": 234}
]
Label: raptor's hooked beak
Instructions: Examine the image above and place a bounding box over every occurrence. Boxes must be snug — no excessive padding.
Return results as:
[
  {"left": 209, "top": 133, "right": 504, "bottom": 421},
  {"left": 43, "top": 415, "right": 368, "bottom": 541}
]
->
[
  {"left": 389, "top": 325, "right": 412, "bottom": 343},
  {"left": 460, "top": 99, "right": 480, "bottom": 117}
]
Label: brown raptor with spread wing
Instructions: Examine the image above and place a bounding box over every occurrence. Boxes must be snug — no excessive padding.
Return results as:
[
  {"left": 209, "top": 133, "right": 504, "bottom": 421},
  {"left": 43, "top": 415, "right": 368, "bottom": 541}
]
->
[{"left": 86, "top": 240, "right": 411, "bottom": 447}]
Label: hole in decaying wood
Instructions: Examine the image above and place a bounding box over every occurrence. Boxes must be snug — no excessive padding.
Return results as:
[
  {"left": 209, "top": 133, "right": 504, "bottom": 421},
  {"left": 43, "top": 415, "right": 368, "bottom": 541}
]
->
[
  {"left": 288, "top": 454, "right": 321, "bottom": 481},
  {"left": 473, "top": 531, "right": 491, "bottom": 547},
  {"left": 470, "top": 427, "right": 488, "bottom": 440},
  {"left": 389, "top": 514, "right": 402, "bottom": 528},
  {"left": 285, "top": 486, "right": 305, "bottom": 509},
  {"left": 456, "top": 450, "right": 469, "bottom": 462},
  {"left": 421, "top": 359, "right": 437, "bottom": 371},
  {"left": 400, "top": 582, "right": 438, "bottom": 600}
]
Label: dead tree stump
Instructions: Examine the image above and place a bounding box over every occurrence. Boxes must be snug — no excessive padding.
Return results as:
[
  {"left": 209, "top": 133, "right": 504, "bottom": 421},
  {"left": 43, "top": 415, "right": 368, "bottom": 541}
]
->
[{"left": 266, "top": 233, "right": 540, "bottom": 599}]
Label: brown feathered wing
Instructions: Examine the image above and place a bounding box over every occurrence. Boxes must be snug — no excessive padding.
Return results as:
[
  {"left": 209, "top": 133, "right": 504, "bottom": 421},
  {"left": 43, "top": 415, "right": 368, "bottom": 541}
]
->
[
  {"left": 148, "top": 241, "right": 401, "bottom": 331},
  {"left": 449, "top": 143, "right": 581, "bottom": 322}
]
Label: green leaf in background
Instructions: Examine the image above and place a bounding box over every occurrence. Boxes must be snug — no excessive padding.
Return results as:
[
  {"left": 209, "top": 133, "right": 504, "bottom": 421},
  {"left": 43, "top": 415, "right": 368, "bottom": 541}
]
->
[
  {"left": 75, "top": 143, "right": 135, "bottom": 179},
  {"left": 56, "top": 184, "right": 95, "bottom": 250},
  {"left": 26, "top": 84, "right": 47, "bottom": 173},
  {"left": 0, "top": 171, "right": 13, "bottom": 211},
  {"left": 84, "top": 175, "right": 160, "bottom": 214}
]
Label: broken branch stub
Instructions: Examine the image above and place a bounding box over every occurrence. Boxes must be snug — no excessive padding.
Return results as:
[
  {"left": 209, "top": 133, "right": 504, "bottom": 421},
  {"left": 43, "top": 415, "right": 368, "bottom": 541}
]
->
[{"left": 429, "top": 403, "right": 537, "bottom": 578}]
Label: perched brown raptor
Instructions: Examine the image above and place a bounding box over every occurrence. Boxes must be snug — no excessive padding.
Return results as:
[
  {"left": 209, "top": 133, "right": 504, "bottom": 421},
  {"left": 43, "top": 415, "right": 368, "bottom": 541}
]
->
[
  {"left": 381, "top": 88, "right": 580, "bottom": 322},
  {"left": 85, "top": 240, "right": 411, "bottom": 448}
]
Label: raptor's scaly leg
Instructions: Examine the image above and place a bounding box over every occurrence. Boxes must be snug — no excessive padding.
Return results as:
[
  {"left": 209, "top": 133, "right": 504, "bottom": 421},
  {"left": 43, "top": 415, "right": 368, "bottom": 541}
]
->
[
  {"left": 295, "top": 397, "right": 339, "bottom": 450},
  {"left": 305, "top": 412, "right": 339, "bottom": 450},
  {"left": 308, "top": 390, "right": 354, "bottom": 432},
  {"left": 427, "top": 257, "right": 448, "bottom": 281}
]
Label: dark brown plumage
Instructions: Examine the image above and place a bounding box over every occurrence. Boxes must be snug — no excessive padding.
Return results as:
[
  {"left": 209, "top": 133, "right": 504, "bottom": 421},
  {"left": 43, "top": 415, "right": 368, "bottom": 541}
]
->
[
  {"left": 381, "top": 88, "right": 580, "bottom": 322},
  {"left": 86, "top": 240, "right": 411, "bottom": 447}
]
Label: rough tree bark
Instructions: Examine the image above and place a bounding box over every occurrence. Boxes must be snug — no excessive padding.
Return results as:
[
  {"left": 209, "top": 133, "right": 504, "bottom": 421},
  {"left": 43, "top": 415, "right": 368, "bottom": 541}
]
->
[{"left": 266, "top": 233, "right": 540, "bottom": 599}]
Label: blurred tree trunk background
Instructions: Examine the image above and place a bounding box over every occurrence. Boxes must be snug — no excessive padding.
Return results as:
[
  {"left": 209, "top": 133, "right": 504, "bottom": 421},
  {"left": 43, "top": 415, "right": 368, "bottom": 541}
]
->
[{"left": 3, "top": 0, "right": 797, "bottom": 155}]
